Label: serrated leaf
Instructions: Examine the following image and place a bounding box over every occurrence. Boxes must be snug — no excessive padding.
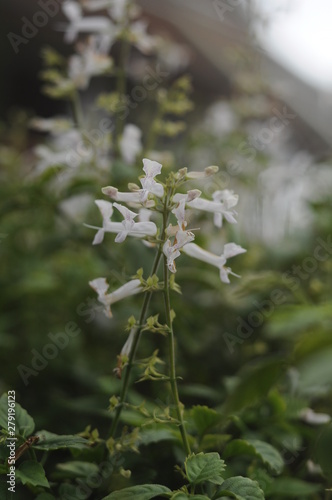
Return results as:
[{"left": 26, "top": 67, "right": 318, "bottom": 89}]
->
[
  {"left": 0, "top": 394, "right": 35, "bottom": 437},
  {"left": 266, "top": 477, "right": 322, "bottom": 497},
  {"left": 216, "top": 476, "right": 264, "bottom": 500},
  {"left": 185, "top": 452, "right": 225, "bottom": 485},
  {"left": 224, "top": 439, "right": 283, "bottom": 474},
  {"left": 225, "top": 358, "right": 284, "bottom": 412},
  {"left": 16, "top": 460, "right": 49, "bottom": 488},
  {"left": 101, "top": 484, "right": 172, "bottom": 499},
  {"left": 190, "top": 406, "right": 221, "bottom": 436},
  {"left": 34, "top": 430, "right": 88, "bottom": 450}
]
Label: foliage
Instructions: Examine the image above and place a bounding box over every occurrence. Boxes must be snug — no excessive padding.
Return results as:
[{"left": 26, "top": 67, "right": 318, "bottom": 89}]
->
[{"left": 1, "top": 0, "right": 332, "bottom": 499}]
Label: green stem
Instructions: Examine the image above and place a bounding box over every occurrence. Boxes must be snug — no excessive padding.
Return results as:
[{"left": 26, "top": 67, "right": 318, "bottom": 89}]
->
[
  {"left": 162, "top": 194, "right": 191, "bottom": 457},
  {"left": 109, "top": 246, "right": 163, "bottom": 437},
  {"left": 71, "top": 90, "right": 84, "bottom": 130}
]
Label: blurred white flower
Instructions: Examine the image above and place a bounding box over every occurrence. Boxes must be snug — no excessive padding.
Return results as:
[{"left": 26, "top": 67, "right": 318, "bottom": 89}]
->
[
  {"left": 120, "top": 124, "right": 142, "bottom": 164},
  {"left": 89, "top": 277, "right": 142, "bottom": 317},
  {"left": 182, "top": 242, "right": 246, "bottom": 283},
  {"left": 68, "top": 37, "right": 113, "bottom": 89},
  {"left": 300, "top": 408, "right": 331, "bottom": 425},
  {"left": 204, "top": 101, "right": 238, "bottom": 137},
  {"left": 62, "top": 1, "right": 116, "bottom": 46},
  {"left": 130, "top": 20, "right": 157, "bottom": 54}
]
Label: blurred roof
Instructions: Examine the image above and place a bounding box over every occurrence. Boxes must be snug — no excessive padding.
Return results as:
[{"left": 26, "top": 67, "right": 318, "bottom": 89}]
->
[{"left": 138, "top": 0, "right": 332, "bottom": 156}]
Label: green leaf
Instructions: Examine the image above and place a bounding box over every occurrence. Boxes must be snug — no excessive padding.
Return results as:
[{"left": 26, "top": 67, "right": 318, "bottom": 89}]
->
[
  {"left": 171, "top": 494, "right": 210, "bottom": 500},
  {"left": 139, "top": 426, "right": 178, "bottom": 446},
  {"left": 34, "top": 430, "right": 88, "bottom": 450},
  {"left": 224, "top": 439, "right": 284, "bottom": 474},
  {"left": 55, "top": 460, "right": 99, "bottom": 478},
  {"left": 266, "top": 477, "right": 322, "bottom": 497},
  {"left": 190, "top": 406, "right": 221, "bottom": 436},
  {"left": 0, "top": 393, "right": 35, "bottom": 437},
  {"left": 216, "top": 476, "right": 264, "bottom": 500},
  {"left": 225, "top": 358, "right": 284, "bottom": 412},
  {"left": 101, "top": 484, "right": 172, "bottom": 499},
  {"left": 185, "top": 452, "right": 225, "bottom": 485},
  {"left": 314, "top": 423, "right": 332, "bottom": 479},
  {"left": 297, "top": 347, "right": 332, "bottom": 396},
  {"left": 16, "top": 460, "right": 50, "bottom": 488}
]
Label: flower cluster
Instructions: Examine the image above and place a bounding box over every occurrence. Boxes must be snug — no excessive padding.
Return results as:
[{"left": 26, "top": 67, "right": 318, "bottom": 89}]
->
[{"left": 88, "top": 158, "right": 246, "bottom": 315}]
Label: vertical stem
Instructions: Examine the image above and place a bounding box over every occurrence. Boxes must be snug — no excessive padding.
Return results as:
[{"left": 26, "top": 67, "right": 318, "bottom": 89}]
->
[
  {"left": 162, "top": 193, "right": 191, "bottom": 456},
  {"left": 71, "top": 90, "right": 84, "bottom": 130},
  {"left": 163, "top": 255, "right": 191, "bottom": 456},
  {"left": 109, "top": 247, "right": 163, "bottom": 437}
]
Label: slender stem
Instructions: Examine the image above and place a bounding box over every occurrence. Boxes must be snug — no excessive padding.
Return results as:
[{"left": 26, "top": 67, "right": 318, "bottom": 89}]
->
[
  {"left": 162, "top": 193, "right": 191, "bottom": 456},
  {"left": 163, "top": 254, "right": 191, "bottom": 456},
  {"left": 109, "top": 246, "right": 163, "bottom": 437},
  {"left": 71, "top": 90, "right": 84, "bottom": 130}
]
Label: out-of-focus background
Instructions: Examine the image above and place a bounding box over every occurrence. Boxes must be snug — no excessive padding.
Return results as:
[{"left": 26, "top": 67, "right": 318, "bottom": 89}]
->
[{"left": 1, "top": 0, "right": 332, "bottom": 495}]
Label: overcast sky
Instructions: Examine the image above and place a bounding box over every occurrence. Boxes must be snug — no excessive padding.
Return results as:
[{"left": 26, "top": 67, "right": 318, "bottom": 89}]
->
[{"left": 253, "top": 0, "right": 332, "bottom": 91}]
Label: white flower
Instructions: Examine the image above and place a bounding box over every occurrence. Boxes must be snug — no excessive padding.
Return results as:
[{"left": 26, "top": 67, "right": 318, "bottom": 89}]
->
[
  {"left": 172, "top": 198, "right": 187, "bottom": 230},
  {"left": 62, "top": 1, "right": 115, "bottom": 44},
  {"left": 182, "top": 166, "right": 219, "bottom": 179},
  {"left": 182, "top": 242, "right": 246, "bottom": 283},
  {"left": 68, "top": 37, "right": 112, "bottom": 90},
  {"left": 90, "top": 200, "right": 116, "bottom": 244},
  {"left": 89, "top": 277, "right": 142, "bottom": 317},
  {"left": 300, "top": 408, "right": 331, "bottom": 425},
  {"left": 204, "top": 101, "right": 238, "bottom": 137},
  {"left": 139, "top": 158, "right": 164, "bottom": 202},
  {"left": 186, "top": 191, "right": 238, "bottom": 228},
  {"left": 130, "top": 20, "right": 157, "bottom": 54},
  {"left": 113, "top": 202, "right": 138, "bottom": 243},
  {"left": 101, "top": 186, "right": 143, "bottom": 204},
  {"left": 86, "top": 200, "right": 157, "bottom": 244},
  {"left": 163, "top": 230, "right": 195, "bottom": 273},
  {"left": 120, "top": 124, "right": 142, "bottom": 164},
  {"left": 212, "top": 190, "right": 239, "bottom": 227}
]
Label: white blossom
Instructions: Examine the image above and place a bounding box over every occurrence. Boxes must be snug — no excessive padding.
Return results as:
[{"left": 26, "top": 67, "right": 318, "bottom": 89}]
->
[
  {"left": 120, "top": 124, "right": 142, "bottom": 164},
  {"left": 89, "top": 277, "right": 142, "bottom": 317},
  {"left": 140, "top": 158, "right": 164, "bottom": 201},
  {"left": 68, "top": 37, "right": 112, "bottom": 89},
  {"left": 186, "top": 190, "right": 238, "bottom": 227},
  {"left": 87, "top": 200, "right": 157, "bottom": 244},
  {"left": 182, "top": 242, "right": 246, "bottom": 283},
  {"left": 163, "top": 230, "right": 195, "bottom": 273},
  {"left": 62, "top": 1, "right": 116, "bottom": 44},
  {"left": 300, "top": 408, "right": 331, "bottom": 425}
]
